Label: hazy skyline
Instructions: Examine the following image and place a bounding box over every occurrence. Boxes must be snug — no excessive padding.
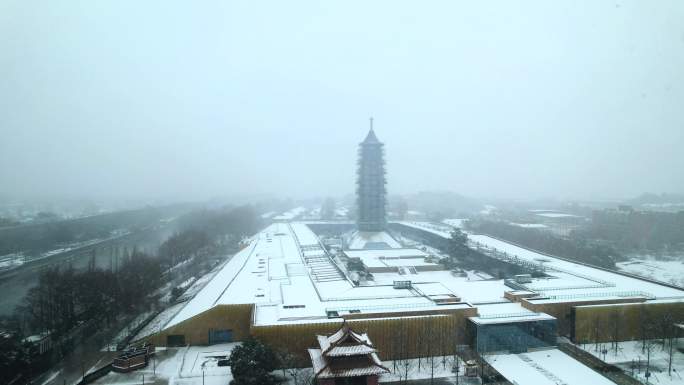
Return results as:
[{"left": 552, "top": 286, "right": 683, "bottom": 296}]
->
[{"left": 2, "top": 1, "right": 683, "bottom": 203}]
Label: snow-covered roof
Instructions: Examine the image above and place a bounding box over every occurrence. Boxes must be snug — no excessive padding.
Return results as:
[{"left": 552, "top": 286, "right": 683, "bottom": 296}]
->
[
  {"left": 509, "top": 222, "right": 548, "bottom": 229},
  {"left": 260, "top": 211, "right": 277, "bottom": 219},
  {"left": 317, "top": 326, "right": 375, "bottom": 357},
  {"left": 344, "top": 248, "right": 434, "bottom": 269},
  {"left": 162, "top": 222, "right": 476, "bottom": 330},
  {"left": 485, "top": 348, "right": 617, "bottom": 385},
  {"left": 347, "top": 231, "right": 402, "bottom": 249},
  {"left": 535, "top": 212, "right": 580, "bottom": 218},
  {"left": 165, "top": 222, "right": 311, "bottom": 328},
  {"left": 395, "top": 221, "right": 684, "bottom": 304},
  {"left": 310, "top": 324, "right": 389, "bottom": 379},
  {"left": 344, "top": 248, "right": 428, "bottom": 260},
  {"left": 469, "top": 234, "right": 684, "bottom": 301},
  {"left": 308, "top": 348, "right": 388, "bottom": 378},
  {"left": 160, "top": 220, "right": 683, "bottom": 333},
  {"left": 442, "top": 218, "right": 466, "bottom": 228},
  {"left": 273, "top": 207, "right": 307, "bottom": 221},
  {"left": 396, "top": 221, "right": 453, "bottom": 238},
  {"left": 469, "top": 302, "right": 556, "bottom": 325}
]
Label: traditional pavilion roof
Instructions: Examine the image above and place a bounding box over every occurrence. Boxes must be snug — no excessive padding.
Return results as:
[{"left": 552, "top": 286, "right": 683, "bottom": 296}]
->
[
  {"left": 308, "top": 348, "right": 389, "bottom": 379},
  {"left": 309, "top": 324, "right": 389, "bottom": 379},
  {"left": 317, "top": 334, "right": 376, "bottom": 357},
  {"left": 318, "top": 324, "right": 373, "bottom": 354}
]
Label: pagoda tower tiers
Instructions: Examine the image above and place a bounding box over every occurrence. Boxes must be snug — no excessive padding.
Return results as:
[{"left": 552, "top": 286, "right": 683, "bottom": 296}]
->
[
  {"left": 308, "top": 324, "right": 389, "bottom": 385},
  {"left": 356, "top": 120, "right": 387, "bottom": 232}
]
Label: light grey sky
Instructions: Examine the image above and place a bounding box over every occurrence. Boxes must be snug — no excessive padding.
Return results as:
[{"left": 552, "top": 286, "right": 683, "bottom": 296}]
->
[{"left": 1, "top": 1, "right": 683, "bottom": 202}]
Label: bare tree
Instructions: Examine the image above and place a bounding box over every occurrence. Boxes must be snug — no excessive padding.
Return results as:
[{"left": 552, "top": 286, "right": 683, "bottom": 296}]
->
[
  {"left": 274, "top": 347, "right": 294, "bottom": 379},
  {"left": 416, "top": 325, "right": 425, "bottom": 371},
  {"left": 639, "top": 306, "right": 651, "bottom": 353},
  {"left": 659, "top": 313, "right": 678, "bottom": 377},
  {"left": 424, "top": 323, "right": 441, "bottom": 385},
  {"left": 667, "top": 330, "right": 675, "bottom": 377},
  {"left": 643, "top": 337, "right": 658, "bottom": 383},
  {"left": 610, "top": 309, "right": 621, "bottom": 354},
  {"left": 438, "top": 320, "right": 449, "bottom": 369},
  {"left": 395, "top": 321, "right": 413, "bottom": 385},
  {"left": 593, "top": 315, "right": 603, "bottom": 353},
  {"left": 658, "top": 312, "right": 674, "bottom": 348}
]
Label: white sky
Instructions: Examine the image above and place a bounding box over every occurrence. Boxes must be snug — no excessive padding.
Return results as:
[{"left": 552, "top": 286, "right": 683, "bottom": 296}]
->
[{"left": 1, "top": 1, "right": 683, "bottom": 202}]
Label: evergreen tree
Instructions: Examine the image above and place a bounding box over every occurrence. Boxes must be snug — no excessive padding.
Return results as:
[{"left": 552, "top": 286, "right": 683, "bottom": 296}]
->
[{"left": 227, "top": 337, "right": 278, "bottom": 385}]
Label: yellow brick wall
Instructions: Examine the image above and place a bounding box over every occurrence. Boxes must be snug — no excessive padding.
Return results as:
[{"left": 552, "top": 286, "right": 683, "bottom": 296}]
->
[
  {"left": 520, "top": 297, "right": 646, "bottom": 337},
  {"left": 573, "top": 301, "right": 684, "bottom": 343},
  {"left": 147, "top": 304, "right": 253, "bottom": 346},
  {"left": 142, "top": 303, "right": 476, "bottom": 366},
  {"left": 251, "top": 308, "right": 476, "bottom": 365}
]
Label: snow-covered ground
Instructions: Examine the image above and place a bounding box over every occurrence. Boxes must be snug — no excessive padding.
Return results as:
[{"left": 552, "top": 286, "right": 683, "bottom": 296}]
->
[
  {"left": 94, "top": 344, "right": 238, "bottom": 385},
  {"left": 579, "top": 339, "right": 684, "bottom": 385},
  {"left": 102, "top": 310, "right": 156, "bottom": 351},
  {"left": 617, "top": 256, "right": 684, "bottom": 287},
  {"left": 40, "top": 369, "right": 62, "bottom": 385},
  {"left": 94, "top": 344, "right": 481, "bottom": 385},
  {"left": 0, "top": 252, "right": 24, "bottom": 270},
  {"left": 380, "top": 356, "right": 480, "bottom": 384},
  {"left": 443, "top": 218, "right": 467, "bottom": 229},
  {"left": 133, "top": 303, "right": 186, "bottom": 341}
]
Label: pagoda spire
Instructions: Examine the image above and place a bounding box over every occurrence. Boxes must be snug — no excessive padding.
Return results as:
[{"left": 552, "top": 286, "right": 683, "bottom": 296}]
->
[{"left": 362, "top": 117, "right": 380, "bottom": 144}]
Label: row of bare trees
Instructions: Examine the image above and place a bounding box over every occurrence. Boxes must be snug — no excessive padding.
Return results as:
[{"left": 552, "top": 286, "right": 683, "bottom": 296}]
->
[
  {"left": 588, "top": 307, "right": 681, "bottom": 377},
  {"left": 382, "top": 317, "right": 464, "bottom": 385},
  {"left": 16, "top": 250, "right": 162, "bottom": 338}
]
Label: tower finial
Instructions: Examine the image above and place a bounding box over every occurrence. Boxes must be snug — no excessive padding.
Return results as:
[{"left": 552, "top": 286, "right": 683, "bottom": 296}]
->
[{"left": 370, "top": 116, "right": 373, "bottom": 131}]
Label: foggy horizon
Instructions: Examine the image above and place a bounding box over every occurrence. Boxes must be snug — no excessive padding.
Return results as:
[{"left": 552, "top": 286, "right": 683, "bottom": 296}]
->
[{"left": 2, "top": 1, "right": 684, "bottom": 204}]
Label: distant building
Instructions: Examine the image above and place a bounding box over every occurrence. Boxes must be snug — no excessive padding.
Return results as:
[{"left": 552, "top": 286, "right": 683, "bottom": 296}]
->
[
  {"left": 529, "top": 210, "right": 585, "bottom": 237},
  {"left": 356, "top": 124, "right": 387, "bottom": 232}
]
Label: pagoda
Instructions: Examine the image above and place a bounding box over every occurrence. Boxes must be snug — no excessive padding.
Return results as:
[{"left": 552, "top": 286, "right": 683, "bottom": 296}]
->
[
  {"left": 356, "top": 119, "right": 387, "bottom": 232},
  {"left": 308, "top": 324, "right": 389, "bottom": 385}
]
